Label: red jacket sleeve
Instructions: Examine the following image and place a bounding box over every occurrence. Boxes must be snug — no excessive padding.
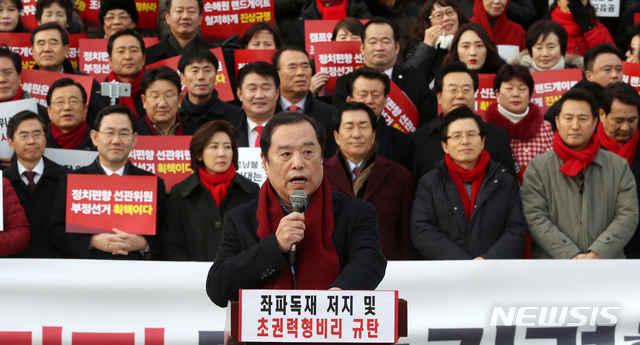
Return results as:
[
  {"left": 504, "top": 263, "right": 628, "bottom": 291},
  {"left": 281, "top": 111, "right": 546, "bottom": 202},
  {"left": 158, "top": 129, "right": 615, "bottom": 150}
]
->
[
  {"left": 584, "top": 21, "right": 615, "bottom": 48},
  {"left": 0, "top": 178, "right": 30, "bottom": 257}
]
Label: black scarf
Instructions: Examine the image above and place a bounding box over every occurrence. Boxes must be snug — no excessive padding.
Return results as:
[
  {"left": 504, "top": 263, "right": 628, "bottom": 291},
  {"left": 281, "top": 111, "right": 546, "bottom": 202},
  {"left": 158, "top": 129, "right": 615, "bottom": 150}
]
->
[{"left": 180, "top": 90, "right": 221, "bottom": 127}]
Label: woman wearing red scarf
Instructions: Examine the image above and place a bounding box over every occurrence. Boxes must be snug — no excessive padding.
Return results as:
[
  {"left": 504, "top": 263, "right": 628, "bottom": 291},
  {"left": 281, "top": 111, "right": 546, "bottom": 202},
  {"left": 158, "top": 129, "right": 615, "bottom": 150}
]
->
[
  {"left": 549, "top": 0, "right": 614, "bottom": 56},
  {"left": 596, "top": 82, "right": 640, "bottom": 166},
  {"left": 163, "top": 121, "right": 260, "bottom": 261},
  {"left": 469, "top": 0, "right": 526, "bottom": 54},
  {"left": 411, "top": 106, "right": 527, "bottom": 260}
]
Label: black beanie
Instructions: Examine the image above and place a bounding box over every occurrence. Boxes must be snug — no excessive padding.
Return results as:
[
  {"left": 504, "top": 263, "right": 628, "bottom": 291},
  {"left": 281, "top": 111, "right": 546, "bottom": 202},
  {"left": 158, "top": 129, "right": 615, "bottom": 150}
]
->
[{"left": 99, "top": 0, "right": 140, "bottom": 26}]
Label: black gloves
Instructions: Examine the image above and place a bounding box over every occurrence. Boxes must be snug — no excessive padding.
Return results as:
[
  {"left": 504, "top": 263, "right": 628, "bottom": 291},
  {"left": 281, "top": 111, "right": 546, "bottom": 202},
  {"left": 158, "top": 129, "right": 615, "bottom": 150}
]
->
[{"left": 569, "top": 0, "right": 596, "bottom": 33}]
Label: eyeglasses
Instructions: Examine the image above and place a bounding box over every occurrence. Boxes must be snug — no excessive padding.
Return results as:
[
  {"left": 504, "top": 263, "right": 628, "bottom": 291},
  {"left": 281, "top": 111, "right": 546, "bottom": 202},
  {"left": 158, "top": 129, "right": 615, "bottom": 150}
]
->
[
  {"left": 445, "top": 86, "right": 474, "bottom": 95},
  {"left": 104, "top": 14, "right": 131, "bottom": 22},
  {"left": 15, "top": 131, "right": 44, "bottom": 141},
  {"left": 429, "top": 9, "right": 457, "bottom": 21},
  {"left": 447, "top": 131, "right": 481, "bottom": 142},
  {"left": 98, "top": 130, "right": 133, "bottom": 140},
  {"left": 146, "top": 94, "right": 178, "bottom": 104},
  {"left": 51, "top": 98, "right": 83, "bottom": 108}
]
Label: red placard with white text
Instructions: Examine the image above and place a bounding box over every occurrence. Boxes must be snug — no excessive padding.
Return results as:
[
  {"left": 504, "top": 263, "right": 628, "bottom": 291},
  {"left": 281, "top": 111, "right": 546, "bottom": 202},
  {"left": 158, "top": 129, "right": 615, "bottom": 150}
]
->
[
  {"left": 313, "top": 41, "right": 364, "bottom": 97},
  {"left": 530, "top": 68, "right": 582, "bottom": 114},
  {"left": 20, "top": 69, "right": 95, "bottom": 107},
  {"left": 305, "top": 20, "right": 340, "bottom": 56},
  {"left": 80, "top": 0, "right": 159, "bottom": 28},
  {"left": 381, "top": 82, "right": 419, "bottom": 134},
  {"left": 19, "top": 0, "right": 37, "bottom": 30},
  {"left": 129, "top": 136, "right": 192, "bottom": 192},
  {"left": 0, "top": 33, "right": 85, "bottom": 71},
  {"left": 65, "top": 174, "right": 158, "bottom": 235},
  {"left": 79, "top": 37, "right": 158, "bottom": 81},
  {"left": 623, "top": 61, "right": 640, "bottom": 92},
  {"left": 234, "top": 49, "right": 277, "bottom": 76},
  {"left": 474, "top": 74, "right": 496, "bottom": 117},
  {"left": 147, "top": 47, "right": 234, "bottom": 102},
  {"left": 201, "top": 0, "right": 275, "bottom": 42}
]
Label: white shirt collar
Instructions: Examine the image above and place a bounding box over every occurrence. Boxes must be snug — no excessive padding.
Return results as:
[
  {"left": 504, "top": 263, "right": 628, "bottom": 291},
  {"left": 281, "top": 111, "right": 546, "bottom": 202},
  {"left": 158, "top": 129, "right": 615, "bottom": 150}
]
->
[
  {"left": 280, "top": 96, "right": 306, "bottom": 112},
  {"left": 17, "top": 158, "right": 45, "bottom": 185},
  {"left": 101, "top": 163, "right": 126, "bottom": 176},
  {"left": 383, "top": 67, "right": 393, "bottom": 80}
]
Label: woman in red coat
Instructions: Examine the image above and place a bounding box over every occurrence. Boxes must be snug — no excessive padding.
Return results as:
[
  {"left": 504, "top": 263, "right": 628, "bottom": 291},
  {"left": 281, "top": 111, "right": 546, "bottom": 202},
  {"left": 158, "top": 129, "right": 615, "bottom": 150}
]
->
[
  {"left": 550, "top": 0, "right": 614, "bottom": 56},
  {"left": 470, "top": 0, "right": 526, "bottom": 55}
]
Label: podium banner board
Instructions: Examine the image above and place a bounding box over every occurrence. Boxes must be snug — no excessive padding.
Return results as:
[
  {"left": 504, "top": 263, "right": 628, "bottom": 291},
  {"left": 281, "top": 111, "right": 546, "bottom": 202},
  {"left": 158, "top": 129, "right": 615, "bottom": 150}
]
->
[
  {"left": 239, "top": 290, "right": 398, "bottom": 343},
  {"left": 65, "top": 174, "right": 158, "bottom": 235}
]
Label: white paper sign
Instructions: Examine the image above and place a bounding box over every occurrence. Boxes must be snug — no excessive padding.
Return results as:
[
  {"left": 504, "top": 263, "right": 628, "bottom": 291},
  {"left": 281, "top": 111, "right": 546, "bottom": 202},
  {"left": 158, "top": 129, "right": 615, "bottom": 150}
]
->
[
  {"left": 0, "top": 98, "right": 38, "bottom": 157},
  {"left": 237, "top": 147, "right": 266, "bottom": 186},
  {"left": 591, "top": 0, "right": 620, "bottom": 17},
  {"left": 239, "top": 290, "right": 398, "bottom": 343},
  {"left": 497, "top": 44, "right": 520, "bottom": 61},
  {"left": 43, "top": 148, "right": 99, "bottom": 171}
]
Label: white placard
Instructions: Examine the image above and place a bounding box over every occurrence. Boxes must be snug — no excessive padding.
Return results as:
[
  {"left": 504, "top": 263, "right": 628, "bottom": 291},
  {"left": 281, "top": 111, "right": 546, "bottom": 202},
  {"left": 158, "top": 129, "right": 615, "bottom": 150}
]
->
[
  {"left": 239, "top": 290, "right": 397, "bottom": 343},
  {"left": 497, "top": 44, "right": 520, "bottom": 61},
  {"left": 237, "top": 147, "right": 267, "bottom": 186},
  {"left": 591, "top": 0, "right": 620, "bottom": 17},
  {"left": 43, "top": 148, "right": 99, "bottom": 171},
  {"left": 0, "top": 98, "right": 38, "bottom": 157}
]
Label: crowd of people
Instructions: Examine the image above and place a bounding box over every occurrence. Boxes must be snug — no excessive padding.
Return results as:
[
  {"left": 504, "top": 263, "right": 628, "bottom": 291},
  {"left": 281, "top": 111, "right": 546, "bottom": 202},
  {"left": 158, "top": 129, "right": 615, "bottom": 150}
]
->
[{"left": 2, "top": 0, "right": 640, "bottom": 304}]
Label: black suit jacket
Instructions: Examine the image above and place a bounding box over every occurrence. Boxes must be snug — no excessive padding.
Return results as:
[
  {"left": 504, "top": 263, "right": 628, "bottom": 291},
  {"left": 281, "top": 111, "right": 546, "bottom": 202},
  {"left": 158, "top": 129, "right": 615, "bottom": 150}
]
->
[
  {"left": 229, "top": 110, "right": 251, "bottom": 147},
  {"left": 48, "top": 159, "right": 167, "bottom": 260},
  {"left": 135, "top": 113, "right": 197, "bottom": 136},
  {"left": 410, "top": 116, "right": 518, "bottom": 186},
  {"left": 206, "top": 191, "right": 387, "bottom": 307},
  {"left": 5, "top": 157, "right": 68, "bottom": 258},
  {"left": 144, "top": 34, "right": 215, "bottom": 66},
  {"left": 332, "top": 65, "right": 437, "bottom": 127}
]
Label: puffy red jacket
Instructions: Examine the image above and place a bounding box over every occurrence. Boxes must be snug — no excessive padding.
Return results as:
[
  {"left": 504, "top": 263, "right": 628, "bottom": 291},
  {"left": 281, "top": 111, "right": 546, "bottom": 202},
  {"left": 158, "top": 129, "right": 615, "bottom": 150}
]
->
[{"left": 0, "top": 177, "right": 30, "bottom": 257}]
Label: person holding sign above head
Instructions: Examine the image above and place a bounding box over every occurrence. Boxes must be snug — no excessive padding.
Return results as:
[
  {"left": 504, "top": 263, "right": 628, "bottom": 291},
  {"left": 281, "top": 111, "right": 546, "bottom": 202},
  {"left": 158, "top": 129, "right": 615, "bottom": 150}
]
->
[
  {"left": 164, "top": 120, "right": 259, "bottom": 261},
  {"left": 324, "top": 102, "right": 416, "bottom": 260},
  {"left": 273, "top": 46, "right": 338, "bottom": 158},
  {"left": 230, "top": 62, "right": 280, "bottom": 148},
  {"left": 410, "top": 62, "right": 517, "bottom": 185},
  {"left": 138, "top": 66, "right": 196, "bottom": 136},
  {"left": 522, "top": 88, "right": 638, "bottom": 259},
  {"left": 45, "top": 78, "right": 96, "bottom": 151},
  {"left": 5, "top": 110, "right": 68, "bottom": 258},
  {"left": 549, "top": 0, "right": 614, "bottom": 57},
  {"left": 333, "top": 17, "right": 437, "bottom": 127},
  {"left": 49, "top": 105, "right": 167, "bottom": 260},
  {"left": 99, "top": 0, "right": 138, "bottom": 39},
  {"left": 207, "top": 112, "right": 386, "bottom": 308},
  {"left": 105, "top": 29, "right": 147, "bottom": 121},
  {"left": 508, "top": 20, "right": 584, "bottom": 72},
  {"left": 411, "top": 106, "right": 527, "bottom": 260},
  {"left": 177, "top": 49, "right": 240, "bottom": 128},
  {"left": 144, "top": 0, "right": 213, "bottom": 66}
]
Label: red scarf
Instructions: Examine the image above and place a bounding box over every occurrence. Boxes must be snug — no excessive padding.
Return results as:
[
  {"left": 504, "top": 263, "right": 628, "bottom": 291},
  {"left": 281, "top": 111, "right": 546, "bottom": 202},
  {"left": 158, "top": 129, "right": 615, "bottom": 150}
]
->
[
  {"left": 51, "top": 122, "right": 88, "bottom": 149},
  {"left": 143, "top": 113, "right": 184, "bottom": 135},
  {"left": 198, "top": 164, "right": 235, "bottom": 208},
  {"left": 596, "top": 122, "right": 639, "bottom": 165},
  {"left": 316, "top": 0, "right": 347, "bottom": 20},
  {"left": 256, "top": 177, "right": 340, "bottom": 290},
  {"left": 470, "top": 0, "right": 525, "bottom": 49},
  {"left": 445, "top": 150, "right": 490, "bottom": 220},
  {"left": 5, "top": 87, "right": 23, "bottom": 102},
  {"left": 107, "top": 71, "right": 143, "bottom": 120},
  {"left": 551, "top": 6, "right": 583, "bottom": 37},
  {"left": 552, "top": 131, "right": 601, "bottom": 177}
]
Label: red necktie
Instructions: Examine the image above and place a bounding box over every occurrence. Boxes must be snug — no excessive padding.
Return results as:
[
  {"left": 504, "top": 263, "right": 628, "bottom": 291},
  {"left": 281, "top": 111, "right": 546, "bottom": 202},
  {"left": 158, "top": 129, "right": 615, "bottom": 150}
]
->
[
  {"left": 288, "top": 105, "right": 301, "bottom": 112},
  {"left": 23, "top": 171, "right": 36, "bottom": 192},
  {"left": 353, "top": 167, "right": 359, "bottom": 180},
  {"left": 254, "top": 125, "right": 264, "bottom": 148}
]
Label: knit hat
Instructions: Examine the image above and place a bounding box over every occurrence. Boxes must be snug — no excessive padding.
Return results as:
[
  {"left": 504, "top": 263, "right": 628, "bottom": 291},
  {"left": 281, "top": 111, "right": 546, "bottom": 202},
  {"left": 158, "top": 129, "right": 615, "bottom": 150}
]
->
[{"left": 99, "top": 0, "right": 140, "bottom": 26}]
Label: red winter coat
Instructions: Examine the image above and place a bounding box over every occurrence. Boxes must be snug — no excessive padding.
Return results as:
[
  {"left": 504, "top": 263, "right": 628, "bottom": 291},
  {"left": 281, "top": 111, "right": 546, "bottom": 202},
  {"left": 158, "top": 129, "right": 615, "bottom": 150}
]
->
[
  {"left": 0, "top": 178, "right": 30, "bottom": 257},
  {"left": 470, "top": 0, "right": 526, "bottom": 50},
  {"left": 551, "top": 6, "right": 614, "bottom": 56}
]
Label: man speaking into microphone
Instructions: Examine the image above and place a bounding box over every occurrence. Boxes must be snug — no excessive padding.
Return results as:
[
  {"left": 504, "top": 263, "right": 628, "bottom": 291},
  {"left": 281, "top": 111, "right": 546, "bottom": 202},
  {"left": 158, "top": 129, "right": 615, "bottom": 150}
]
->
[{"left": 207, "top": 112, "right": 387, "bottom": 308}]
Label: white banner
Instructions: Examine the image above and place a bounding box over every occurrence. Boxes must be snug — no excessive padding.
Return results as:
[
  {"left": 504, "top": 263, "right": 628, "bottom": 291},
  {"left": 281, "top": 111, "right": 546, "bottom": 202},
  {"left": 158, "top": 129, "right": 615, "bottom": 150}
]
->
[
  {"left": 0, "top": 98, "right": 38, "bottom": 157},
  {"left": 0, "top": 260, "right": 639, "bottom": 344}
]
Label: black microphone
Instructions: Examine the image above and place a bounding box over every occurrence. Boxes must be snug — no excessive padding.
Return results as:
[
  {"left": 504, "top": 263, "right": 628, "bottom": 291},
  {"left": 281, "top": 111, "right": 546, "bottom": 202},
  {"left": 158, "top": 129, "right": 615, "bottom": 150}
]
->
[{"left": 289, "top": 190, "right": 307, "bottom": 265}]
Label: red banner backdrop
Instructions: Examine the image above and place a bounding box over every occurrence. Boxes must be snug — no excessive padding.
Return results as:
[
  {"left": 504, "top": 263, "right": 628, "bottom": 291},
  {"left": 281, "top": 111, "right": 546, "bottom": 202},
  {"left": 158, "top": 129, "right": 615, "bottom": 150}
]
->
[
  {"left": 65, "top": 174, "right": 158, "bottom": 235},
  {"left": 473, "top": 74, "right": 496, "bottom": 117},
  {"left": 79, "top": 0, "right": 159, "bottom": 28},
  {"left": 19, "top": 0, "right": 37, "bottom": 30},
  {"left": 129, "top": 136, "right": 193, "bottom": 191},
  {"left": 20, "top": 69, "right": 95, "bottom": 107},
  {"left": 530, "top": 68, "right": 582, "bottom": 114},
  {"left": 381, "top": 82, "right": 420, "bottom": 134},
  {"left": 313, "top": 41, "right": 364, "bottom": 97},
  {"left": 79, "top": 37, "right": 158, "bottom": 81},
  {"left": 623, "top": 61, "right": 640, "bottom": 92},
  {"left": 234, "top": 49, "right": 277, "bottom": 76},
  {"left": 201, "top": 0, "right": 275, "bottom": 42},
  {"left": 304, "top": 20, "right": 340, "bottom": 56}
]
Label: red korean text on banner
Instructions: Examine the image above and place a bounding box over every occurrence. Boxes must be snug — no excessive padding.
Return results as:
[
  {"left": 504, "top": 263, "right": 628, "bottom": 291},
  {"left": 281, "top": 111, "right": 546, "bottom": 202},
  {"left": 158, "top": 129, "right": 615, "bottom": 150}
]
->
[
  {"left": 19, "top": 0, "right": 37, "bottom": 30},
  {"left": 65, "top": 174, "right": 158, "bottom": 235},
  {"left": 381, "top": 82, "right": 419, "bottom": 134},
  {"left": 474, "top": 73, "right": 496, "bottom": 118},
  {"left": 234, "top": 49, "right": 277, "bottom": 76},
  {"left": 531, "top": 68, "right": 582, "bottom": 114},
  {"left": 0, "top": 33, "right": 35, "bottom": 70},
  {"left": 135, "top": 0, "right": 160, "bottom": 29},
  {"left": 201, "top": 0, "right": 275, "bottom": 42},
  {"left": 313, "top": 41, "right": 364, "bottom": 97},
  {"left": 623, "top": 61, "right": 640, "bottom": 92},
  {"left": 305, "top": 20, "right": 340, "bottom": 56},
  {"left": 147, "top": 47, "right": 234, "bottom": 102},
  {"left": 129, "top": 136, "right": 192, "bottom": 191},
  {"left": 79, "top": 37, "right": 158, "bottom": 81},
  {"left": 20, "top": 69, "right": 95, "bottom": 108}
]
